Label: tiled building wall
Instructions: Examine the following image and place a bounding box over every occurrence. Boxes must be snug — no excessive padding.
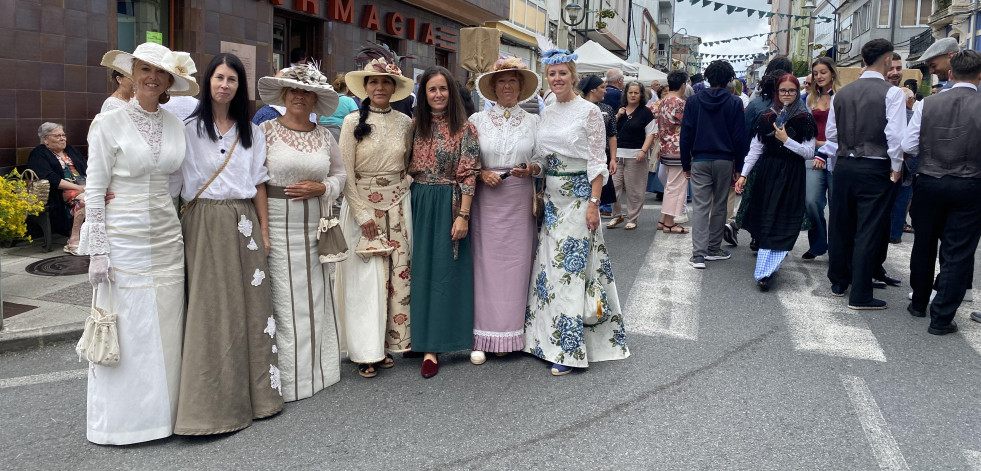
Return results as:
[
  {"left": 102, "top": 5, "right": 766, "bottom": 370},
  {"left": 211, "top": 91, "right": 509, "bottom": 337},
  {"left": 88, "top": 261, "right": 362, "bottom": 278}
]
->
[{"left": 1, "top": 0, "right": 115, "bottom": 172}]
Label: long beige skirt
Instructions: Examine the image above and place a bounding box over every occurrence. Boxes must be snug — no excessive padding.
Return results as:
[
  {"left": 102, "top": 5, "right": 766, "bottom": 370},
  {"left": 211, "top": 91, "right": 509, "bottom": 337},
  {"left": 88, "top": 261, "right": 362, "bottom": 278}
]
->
[{"left": 174, "top": 198, "right": 284, "bottom": 435}]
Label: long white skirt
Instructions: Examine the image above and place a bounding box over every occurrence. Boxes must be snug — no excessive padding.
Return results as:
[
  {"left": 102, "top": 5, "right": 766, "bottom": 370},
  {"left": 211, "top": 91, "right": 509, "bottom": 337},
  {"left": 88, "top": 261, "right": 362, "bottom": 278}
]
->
[
  {"left": 87, "top": 176, "right": 185, "bottom": 445},
  {"left": 266, "top": 195, "right": 340, "bottom": 402}
]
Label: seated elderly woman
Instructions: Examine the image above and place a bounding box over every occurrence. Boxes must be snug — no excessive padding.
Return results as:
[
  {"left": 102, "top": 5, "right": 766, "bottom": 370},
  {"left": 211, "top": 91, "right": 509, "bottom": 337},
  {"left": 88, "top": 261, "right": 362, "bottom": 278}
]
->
[{"left": 27, "top": 122, "right": 87, "bottom": 254}]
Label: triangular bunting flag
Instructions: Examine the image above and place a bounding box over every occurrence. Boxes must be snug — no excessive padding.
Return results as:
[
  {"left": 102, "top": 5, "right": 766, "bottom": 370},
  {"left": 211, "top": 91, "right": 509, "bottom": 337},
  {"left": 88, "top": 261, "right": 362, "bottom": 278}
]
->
[
  {"left": 747, "top": 9, "right": 755, "bottom": 17},
  {"left": 758, "top": 11, "right": 766, "bottom": 18},
  {"left": 726, "top": 5, "right": 736, "bottom": 14},
  {"left": 765, "top": 12, "right": 774, "bottom": 17},
  {"left": 735, "top": 7, "right": 745, "bottom": 12},
  {"left": 793, "top": 26, "right": 802, "bottom": 30},
  {"left": 714, "top": 2, "right": 725, "bottom": 11},
  {"left": 702, "top": 0, "right": 711, "bottom": 7}
]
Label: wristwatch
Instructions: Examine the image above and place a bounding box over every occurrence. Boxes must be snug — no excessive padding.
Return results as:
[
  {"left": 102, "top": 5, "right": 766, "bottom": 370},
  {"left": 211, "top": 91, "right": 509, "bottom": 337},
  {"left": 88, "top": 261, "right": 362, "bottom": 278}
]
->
[
  {"left": 458, "top": 213, "right": 470, "bottom": 221},
  {"left": 588, "top": 197, "right": 601, "bottom": 206}
]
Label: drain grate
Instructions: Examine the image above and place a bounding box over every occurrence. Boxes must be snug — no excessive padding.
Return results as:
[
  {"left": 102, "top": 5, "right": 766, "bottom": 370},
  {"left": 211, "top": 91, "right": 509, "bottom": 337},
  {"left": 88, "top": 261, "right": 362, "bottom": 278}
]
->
[{"left": 24, "top": 255, "right": 90, "bottom": 276}]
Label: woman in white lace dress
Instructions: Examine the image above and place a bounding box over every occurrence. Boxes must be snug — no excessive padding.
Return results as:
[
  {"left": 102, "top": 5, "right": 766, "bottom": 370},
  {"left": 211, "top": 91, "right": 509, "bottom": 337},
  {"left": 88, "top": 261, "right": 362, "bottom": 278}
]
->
[
  {"left": 79, "top": 42, "right": 197, "bottom": 445},
  {"left": 524, "top": 52, "right": 630, "bottom": 376},
  {"left": 467, "top": 57, "right": 543, "bottom": 365},
  {"left": 257, "top": 66, "right": 346, "bottom": 402}
]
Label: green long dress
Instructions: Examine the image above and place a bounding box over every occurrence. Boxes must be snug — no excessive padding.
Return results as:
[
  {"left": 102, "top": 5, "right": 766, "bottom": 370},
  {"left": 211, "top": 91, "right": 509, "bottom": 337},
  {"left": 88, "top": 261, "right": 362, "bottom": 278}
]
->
[{"left": 408, "top": 113, "right": 481, "bottom": 352}]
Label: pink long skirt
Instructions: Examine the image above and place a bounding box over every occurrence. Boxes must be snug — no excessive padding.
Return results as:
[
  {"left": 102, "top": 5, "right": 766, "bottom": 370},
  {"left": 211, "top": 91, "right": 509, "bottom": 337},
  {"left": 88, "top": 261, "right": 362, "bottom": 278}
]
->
[{"left": 471, "top": 174, "right": 536, "bottom": 352}]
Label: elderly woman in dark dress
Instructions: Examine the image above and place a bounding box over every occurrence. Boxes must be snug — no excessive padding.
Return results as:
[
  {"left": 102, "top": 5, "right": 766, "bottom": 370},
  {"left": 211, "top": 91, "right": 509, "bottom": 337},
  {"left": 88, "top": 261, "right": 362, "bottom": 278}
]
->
[{"left": 27, "top": 122, "right": 88, "bottom": 253}]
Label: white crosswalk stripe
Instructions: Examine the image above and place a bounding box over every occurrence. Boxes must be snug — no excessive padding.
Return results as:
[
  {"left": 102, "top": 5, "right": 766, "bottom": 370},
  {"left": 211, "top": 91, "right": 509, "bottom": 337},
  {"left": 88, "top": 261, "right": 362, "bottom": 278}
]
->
[
  {"left": 841, "top": 375, "right": 910, "bottom": 471},
  {"left": 624, "top": 229, "right": 699, "bottom": 340},
  {"left": 775, "top": 268, "right": 888, "bottom": 362},
  {"left": 0, "top": 369, "right": 87, "bottom": 389}
]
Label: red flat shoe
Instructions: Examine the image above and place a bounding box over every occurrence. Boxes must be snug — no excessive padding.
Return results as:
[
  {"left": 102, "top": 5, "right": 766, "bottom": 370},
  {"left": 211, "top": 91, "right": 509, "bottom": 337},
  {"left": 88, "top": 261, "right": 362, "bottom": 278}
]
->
[{"left": 421, "top": 359, "right": 439, "bottom": 378}]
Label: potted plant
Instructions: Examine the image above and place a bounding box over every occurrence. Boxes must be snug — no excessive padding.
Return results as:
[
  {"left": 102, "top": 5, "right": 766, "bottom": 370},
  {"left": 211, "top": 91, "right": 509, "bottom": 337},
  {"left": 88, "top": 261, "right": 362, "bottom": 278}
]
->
[
  {"left": 0, "top": 171, "right": 45, "bottom": 244},
  {"left": 595, "top": 20, "right": 608, "bottom": 29}
]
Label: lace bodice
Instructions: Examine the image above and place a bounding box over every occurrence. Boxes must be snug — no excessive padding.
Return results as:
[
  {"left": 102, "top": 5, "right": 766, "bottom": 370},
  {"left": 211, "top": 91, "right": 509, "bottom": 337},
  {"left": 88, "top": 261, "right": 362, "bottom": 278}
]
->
[
  {"left": 537, "top": 96, "right": 608, "bottom": 183},
  {"left": 124, "top": 101, "right": 164, "bottom": 164},
  {"left": 469, "top": 105, "right": 542, "bottom": 169},
  {"left": 260, "top": 119, "right": 346, "bottom": 199}
]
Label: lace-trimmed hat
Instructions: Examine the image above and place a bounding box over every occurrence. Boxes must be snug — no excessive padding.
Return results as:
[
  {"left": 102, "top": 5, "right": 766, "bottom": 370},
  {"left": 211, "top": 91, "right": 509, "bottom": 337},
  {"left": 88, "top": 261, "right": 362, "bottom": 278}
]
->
[
  {"left": 258, "top": 65, "right": 340, "bottom": 117},
  {"left": 475, "top": 56, "right": 541, "bottom": 104},
  {"left": 345, "top": 58, "right": 415, "bottom": 103},
  {"left": 101, "top": 42, "right": 199, "bottom": 96}
]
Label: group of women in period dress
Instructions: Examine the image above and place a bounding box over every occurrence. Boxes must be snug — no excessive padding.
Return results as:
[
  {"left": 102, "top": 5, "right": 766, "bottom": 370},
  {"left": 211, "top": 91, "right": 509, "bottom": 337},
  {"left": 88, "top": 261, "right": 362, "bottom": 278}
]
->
[{"left": 78, "top": 42, "right": 628, "bottom": 446}]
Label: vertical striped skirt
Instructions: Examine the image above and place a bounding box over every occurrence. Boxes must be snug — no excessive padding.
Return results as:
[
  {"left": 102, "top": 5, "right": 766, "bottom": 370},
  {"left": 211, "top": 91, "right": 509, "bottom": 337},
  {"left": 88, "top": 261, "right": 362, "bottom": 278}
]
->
[{"left": 266, "top": 187, "right": 340, "bottom": 402}]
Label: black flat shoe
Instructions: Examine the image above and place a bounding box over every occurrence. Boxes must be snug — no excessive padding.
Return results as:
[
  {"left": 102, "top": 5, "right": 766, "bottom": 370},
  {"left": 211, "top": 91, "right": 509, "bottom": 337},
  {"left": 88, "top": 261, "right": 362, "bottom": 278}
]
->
[
  {"left": 757, "top": 277, "right": 770, "bottom": 292},
  {"left": 906, "top": 303, "right": 926, "bottom": 318},
  {"left": 928, "top": 321, "right": 958, "bottom": 336},
  {"left": 848, "top": 298, "right": 887, "bottom": 310},
  {"left": 874, "top": 274, "right": 901, "bottom": 287},
  {"left": 802, "top": 251, "right": 817, "bottom": 260},
  {"left": 749, "top": 238, "right": 759, "bottom": 252},
  {"left": 831, "top": 284, "right": 847, "bottom": 297},
  {"left": 872, "top": 279, "right": 887, "bottom": 289}
]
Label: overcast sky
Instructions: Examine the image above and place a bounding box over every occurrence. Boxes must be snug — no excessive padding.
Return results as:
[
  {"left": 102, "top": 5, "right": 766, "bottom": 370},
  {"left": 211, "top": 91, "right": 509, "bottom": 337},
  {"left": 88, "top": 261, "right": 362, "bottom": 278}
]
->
[{"left": 672, "top": 0, "right": 772, "bottom": 72}]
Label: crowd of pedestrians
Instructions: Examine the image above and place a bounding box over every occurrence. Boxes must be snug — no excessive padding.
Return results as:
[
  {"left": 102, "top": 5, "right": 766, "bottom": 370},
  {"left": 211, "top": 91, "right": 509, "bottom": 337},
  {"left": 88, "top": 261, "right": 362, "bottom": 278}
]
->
[{"left": 38, "top": 33, "right": 980, "bottom": 448}]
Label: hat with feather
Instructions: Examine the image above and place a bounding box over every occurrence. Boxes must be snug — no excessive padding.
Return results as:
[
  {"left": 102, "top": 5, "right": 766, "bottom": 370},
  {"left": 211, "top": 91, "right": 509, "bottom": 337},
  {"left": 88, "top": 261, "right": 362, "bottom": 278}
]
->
[{"left": 345, "top": 42, "right": 415, "bottom": 102}]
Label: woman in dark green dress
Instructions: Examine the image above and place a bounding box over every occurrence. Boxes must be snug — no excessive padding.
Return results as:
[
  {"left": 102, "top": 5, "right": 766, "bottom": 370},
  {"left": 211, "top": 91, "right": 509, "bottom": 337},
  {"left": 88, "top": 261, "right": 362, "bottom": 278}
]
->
[{"left": 408, "top": 66, "right": 481, "bottom": 378}]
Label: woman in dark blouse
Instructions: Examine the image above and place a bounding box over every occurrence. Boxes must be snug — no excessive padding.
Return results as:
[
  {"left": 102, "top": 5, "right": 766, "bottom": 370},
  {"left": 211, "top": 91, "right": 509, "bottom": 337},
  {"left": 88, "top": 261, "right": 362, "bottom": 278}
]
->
[
  {"left": 27, "top": 122, "right": 87, "bottom": 253},
  {"left": 607, "top": 81, "right": 656, "bottom": 230}
]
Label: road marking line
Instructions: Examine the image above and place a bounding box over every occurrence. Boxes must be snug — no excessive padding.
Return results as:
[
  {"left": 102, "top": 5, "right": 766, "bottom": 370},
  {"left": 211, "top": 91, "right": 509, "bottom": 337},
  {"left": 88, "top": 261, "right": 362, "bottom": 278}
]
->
[
  {"left": 963, "top": 450, "right": 981, "bottom": 471},
  {"left": 624, "top": 229, "right": 699, "bottom": 340},
  {"left": 0, "top": 369, "right": 87, "bottom": 389},
  {"left": 776, "top": 269, "right": 887, "bottom": 362},
  {"left": 841, "top": 375, "right": 910, "bottom": 471}
]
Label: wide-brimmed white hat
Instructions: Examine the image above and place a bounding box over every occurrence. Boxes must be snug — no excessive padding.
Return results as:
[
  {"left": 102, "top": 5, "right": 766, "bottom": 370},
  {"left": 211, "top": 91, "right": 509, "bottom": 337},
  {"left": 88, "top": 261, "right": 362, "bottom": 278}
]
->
[
  {"left": 476, "top": 56, "right": 540, "bottom": 104},
  {"left": 101, "top": 42, "right": 199, "bottom": 96},
  {"left": 258, "top": 65, "right": 340, "bottom": 117},
  {"left": 345, "top": 58, "right": 414, "bottom": 103}
]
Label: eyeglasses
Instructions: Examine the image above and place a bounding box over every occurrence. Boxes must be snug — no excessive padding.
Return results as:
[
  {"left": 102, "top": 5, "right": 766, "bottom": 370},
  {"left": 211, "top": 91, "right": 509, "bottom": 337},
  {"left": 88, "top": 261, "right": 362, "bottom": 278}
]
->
[
  {"left": 48, "top": 134, "right": 67, "bottom": 139},
  {"left": 777, "top": 89, "right": 797, "bottom": 95}
]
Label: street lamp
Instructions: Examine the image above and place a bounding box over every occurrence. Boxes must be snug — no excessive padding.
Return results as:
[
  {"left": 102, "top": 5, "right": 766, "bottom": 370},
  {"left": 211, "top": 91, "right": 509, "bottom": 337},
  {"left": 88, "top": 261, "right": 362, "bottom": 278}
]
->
[
  {"left": 563, "top": 2, "right": 586, "bottom": 27},
  {"left": 667, "top": 27, "right": 689, "bottom": 72},
  {"left": 802, "top": 0, "right": 849, "bottom": 60}
]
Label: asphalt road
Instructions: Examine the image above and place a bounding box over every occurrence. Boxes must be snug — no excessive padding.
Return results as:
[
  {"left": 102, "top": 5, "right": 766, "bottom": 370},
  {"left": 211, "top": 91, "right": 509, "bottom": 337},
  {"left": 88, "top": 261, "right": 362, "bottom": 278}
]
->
[{"left": 3, "top": 194, "right": 981, "bottom": 470}]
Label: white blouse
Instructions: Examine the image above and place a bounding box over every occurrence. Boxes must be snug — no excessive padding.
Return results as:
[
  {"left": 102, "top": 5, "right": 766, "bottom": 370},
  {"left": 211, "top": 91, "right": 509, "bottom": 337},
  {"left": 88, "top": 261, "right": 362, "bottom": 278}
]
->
[
  {"left": 536, "top": 96, "right": 609, "bottom": 183},
  {"left": 469, "top": 105, "right": 542, "bottom": 170},
  {"left": 179, "top": 120, "right": 270, "bottom": 201},
  {"left": 740, "top": 135, "right": 816, "bottom": 176}
]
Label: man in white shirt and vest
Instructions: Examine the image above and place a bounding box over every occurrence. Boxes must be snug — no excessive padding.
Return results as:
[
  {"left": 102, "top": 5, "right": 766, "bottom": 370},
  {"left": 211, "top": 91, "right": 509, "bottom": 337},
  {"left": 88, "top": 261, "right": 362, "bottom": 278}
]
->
[
  {"left": 822, "top": 39, "right": 907, "bottom": 310},
  {"left": 902, "top": 50, "right": 981, "bottom": 335}
]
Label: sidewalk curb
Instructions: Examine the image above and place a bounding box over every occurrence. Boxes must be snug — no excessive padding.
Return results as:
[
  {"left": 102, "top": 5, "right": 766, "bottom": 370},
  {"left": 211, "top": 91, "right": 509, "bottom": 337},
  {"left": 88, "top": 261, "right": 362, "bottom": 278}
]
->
[{"left": 0, "top": 323, "right": 84, "bottom": 353}]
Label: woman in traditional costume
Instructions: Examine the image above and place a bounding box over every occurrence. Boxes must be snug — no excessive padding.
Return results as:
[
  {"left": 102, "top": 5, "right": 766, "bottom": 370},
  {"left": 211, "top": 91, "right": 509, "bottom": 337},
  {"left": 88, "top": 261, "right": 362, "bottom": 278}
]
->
[
  {"left": 524, "top": 49, "right": 630, "bottom": 376},
  {"left": 80, "top": 42, "right": 197, "bottom": 445},
  {"left": 257, "top": 65, "right": 346, "bottom": 401},
  {"left": 335, "top": 56, "right": 414, "bottom": 378},
  {"left": 467, "top": 56, "right": 542, "bottom": 365},
  {"left": 409, "top": 66, "right": 481, "bottom": 378},
  {"left": 735, "top": 74, "right": 816, "bottom": 291},
  {"left": 173, "top": 53, "right": 283, "bottom": 435}
]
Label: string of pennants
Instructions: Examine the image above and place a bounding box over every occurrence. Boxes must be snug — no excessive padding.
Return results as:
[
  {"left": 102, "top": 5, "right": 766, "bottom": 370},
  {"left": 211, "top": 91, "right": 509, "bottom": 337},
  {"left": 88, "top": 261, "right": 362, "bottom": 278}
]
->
[
  {"left": 700, "top": 23, "right": 826, "bottom": 47},
  {"left": 694, "top": 52, "right": 769, "bottom": 60},
  {"left": 676, "top": 0, "right": 834, "bottom": 23}
]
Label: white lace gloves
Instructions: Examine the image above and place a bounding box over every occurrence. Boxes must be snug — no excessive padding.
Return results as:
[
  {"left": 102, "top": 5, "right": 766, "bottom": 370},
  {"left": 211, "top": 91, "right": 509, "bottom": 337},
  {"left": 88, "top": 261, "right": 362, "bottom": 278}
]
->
[{"left": 88, "top": 254, "right": 114, "bottom": 286}]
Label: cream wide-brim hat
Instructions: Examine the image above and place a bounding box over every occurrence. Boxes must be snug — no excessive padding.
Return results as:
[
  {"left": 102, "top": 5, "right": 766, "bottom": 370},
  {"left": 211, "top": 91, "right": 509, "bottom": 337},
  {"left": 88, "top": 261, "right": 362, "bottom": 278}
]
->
[
  {"left": 345, "top": 70, "right": 414, "bottom": 103},
  {"left": 258, "top": 66, "right": 340, "bottom": 117},
  {"left": 476, "top": 68, "right": 540, "bottom": 104},
  {"left": 101, "top": 42, "right": 199, "bottom": 96}
]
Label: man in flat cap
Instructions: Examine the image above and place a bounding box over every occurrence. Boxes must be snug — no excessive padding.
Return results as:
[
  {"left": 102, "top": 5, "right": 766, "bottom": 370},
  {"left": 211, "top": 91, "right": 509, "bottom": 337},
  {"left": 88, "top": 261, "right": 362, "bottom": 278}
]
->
[
  {"left": 902, "top": 50, "right": 981, "bottom": 336},
  {"left": 920, "top": 37, "right": 960, "bottom": 91}
]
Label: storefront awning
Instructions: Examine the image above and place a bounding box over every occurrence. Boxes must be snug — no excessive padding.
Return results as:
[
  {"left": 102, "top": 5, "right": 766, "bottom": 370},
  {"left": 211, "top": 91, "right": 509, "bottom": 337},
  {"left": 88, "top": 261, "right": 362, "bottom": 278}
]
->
[{"left": 402, "top": 0, "right": 508, "bottom": 26}]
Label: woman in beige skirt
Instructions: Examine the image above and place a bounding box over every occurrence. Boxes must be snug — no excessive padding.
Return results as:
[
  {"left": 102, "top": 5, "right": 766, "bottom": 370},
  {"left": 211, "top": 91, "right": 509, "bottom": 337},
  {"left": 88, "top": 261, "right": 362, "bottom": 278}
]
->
[{"left": 174, "top": 53, "right": 283, "bottom": 435}]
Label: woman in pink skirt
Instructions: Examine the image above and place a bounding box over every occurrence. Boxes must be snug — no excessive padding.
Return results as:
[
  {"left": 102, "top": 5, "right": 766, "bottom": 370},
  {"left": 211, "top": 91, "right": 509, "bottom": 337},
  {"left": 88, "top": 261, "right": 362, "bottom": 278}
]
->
[
  {"left": 655, "top": 70, "right": 690, "bottom": 234},
  {"left": 466, "top": 57, "right": 543, "bottom": 365}
]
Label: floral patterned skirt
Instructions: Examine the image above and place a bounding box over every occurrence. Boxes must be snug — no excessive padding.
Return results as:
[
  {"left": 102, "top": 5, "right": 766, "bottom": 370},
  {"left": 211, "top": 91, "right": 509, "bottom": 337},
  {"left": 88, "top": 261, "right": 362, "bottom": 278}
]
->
[{"left": 524, "top": 156, "right": 630, "bottom": 368}]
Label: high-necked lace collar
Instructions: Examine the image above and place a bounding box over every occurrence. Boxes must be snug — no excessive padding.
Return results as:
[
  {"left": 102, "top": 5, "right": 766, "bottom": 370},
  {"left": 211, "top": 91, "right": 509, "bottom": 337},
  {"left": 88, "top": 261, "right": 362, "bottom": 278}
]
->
[{"left": 369, "top": 105, "right": 393, "bottom": 113}]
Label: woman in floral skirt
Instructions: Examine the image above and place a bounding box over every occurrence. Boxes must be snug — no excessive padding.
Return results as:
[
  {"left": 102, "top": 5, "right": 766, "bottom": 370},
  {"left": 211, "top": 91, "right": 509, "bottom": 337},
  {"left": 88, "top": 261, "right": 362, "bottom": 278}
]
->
[{"left": 524, "top": 50, "right": 630, "bottom": 376}]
